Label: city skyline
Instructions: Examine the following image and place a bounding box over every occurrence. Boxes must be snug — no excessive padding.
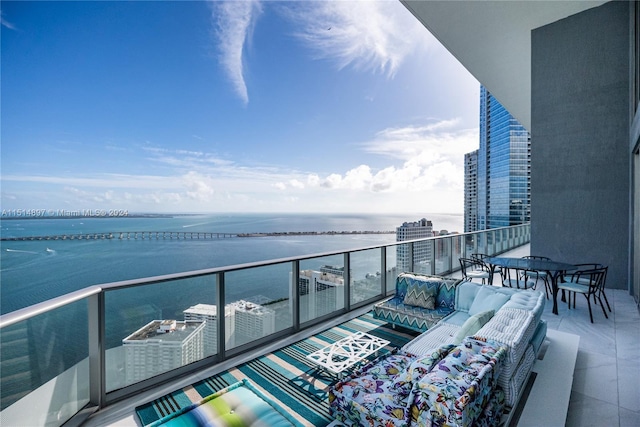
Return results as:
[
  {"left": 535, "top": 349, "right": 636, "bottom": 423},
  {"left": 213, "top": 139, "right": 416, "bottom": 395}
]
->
[{"left": 1, "top": 1, "right": 480, "bottom": 215}]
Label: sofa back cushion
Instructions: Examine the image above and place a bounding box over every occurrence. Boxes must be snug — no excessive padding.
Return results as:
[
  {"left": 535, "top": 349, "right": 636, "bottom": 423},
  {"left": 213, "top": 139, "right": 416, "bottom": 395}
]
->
[
  {"left": 455, "top": 281, "right": 484, "bottom": 312},
  {"left": 395, "top": 273, "right": 461, "bottom": 309},
  {"left": 436, "top": 279, "right": 460, "bottom": 310},
  {"left": 468, "top": 286, "right": 512, "bottom": 316}
]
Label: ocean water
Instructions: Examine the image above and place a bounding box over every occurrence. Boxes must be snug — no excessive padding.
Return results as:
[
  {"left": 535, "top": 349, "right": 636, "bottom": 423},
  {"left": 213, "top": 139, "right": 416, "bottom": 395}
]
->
[{"left": 0, "top": 213, "right": 463, "bottom": 315}]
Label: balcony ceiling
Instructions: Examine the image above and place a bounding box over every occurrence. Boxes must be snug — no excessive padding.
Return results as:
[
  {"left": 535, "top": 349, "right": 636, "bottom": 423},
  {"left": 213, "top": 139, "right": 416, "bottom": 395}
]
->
[{"left": 401, "top": 0, "right": 608, "bottom": 131}]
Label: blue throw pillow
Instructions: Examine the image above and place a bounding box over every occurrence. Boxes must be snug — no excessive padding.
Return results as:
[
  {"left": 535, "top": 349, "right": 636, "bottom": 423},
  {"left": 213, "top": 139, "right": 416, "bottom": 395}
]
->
[{"left": 403, "top": 282, "right": 438, "bottom": 309}]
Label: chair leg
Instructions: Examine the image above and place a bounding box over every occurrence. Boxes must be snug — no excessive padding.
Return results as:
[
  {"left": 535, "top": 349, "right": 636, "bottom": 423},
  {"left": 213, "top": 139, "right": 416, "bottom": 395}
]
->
[
  {"left": 597, "top": 295, "right": 609, "bottom": 319},
  {"left": 541, "top": 277, "right": 550, "bottom": 299},
  {"left": 585, "top": 295, "right": 594, "bottom": 323},
  {"left": 601, "top": 290, "right": 612, "bottom": 312}
]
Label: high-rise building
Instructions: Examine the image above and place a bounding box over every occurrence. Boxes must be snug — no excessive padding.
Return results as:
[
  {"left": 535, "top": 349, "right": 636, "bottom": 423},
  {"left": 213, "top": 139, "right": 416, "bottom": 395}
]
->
[
  {"left": 476, "top": 86, "right": 531, "bottom": 230},
  {"left": 122, "top": 320, "right": 205, "bottom": 384},
  {"left": 464, "top": 150, "right": 479, "bottom": 232},
  {"left": 227, "top": 300, "right": 276, "bottom": 346},
  {"left": 396, "top": 218, "right": 434, "bottom": 273},
  {"left": 183, "top": 303, "right": 235, "bottom": 355}
]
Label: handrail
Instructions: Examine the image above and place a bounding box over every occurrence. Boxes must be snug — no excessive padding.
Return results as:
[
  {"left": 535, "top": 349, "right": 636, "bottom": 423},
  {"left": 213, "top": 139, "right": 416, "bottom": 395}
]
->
[{"left": 1, "top": 224, "right": 527, "bottom": 325}]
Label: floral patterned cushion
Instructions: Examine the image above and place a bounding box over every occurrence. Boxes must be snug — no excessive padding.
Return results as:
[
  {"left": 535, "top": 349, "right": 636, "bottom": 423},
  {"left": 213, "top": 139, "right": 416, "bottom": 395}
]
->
[
  {"left": 408, "top": 338, "right": 506, "bottom": 427},
  {"left": 328, "top": 350, "right": 419, "bottom": 426}
]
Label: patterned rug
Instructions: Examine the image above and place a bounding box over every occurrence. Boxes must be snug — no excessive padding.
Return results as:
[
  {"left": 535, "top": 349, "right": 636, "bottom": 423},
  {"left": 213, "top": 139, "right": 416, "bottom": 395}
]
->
[{"left": 135, "top": 313, "right": 417, "bottom": 427}]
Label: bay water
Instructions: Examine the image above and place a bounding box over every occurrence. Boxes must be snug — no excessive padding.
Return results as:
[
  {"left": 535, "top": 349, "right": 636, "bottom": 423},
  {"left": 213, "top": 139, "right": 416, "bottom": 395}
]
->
[{"left": 1, "top": 213, "right": 463, "bottom": 314}]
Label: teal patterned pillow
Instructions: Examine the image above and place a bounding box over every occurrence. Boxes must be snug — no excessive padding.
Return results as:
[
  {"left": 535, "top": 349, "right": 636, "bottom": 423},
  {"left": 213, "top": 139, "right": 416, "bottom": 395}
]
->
[
  {"left": 436, "top": 280, "right": 460, "bottom": 310},
  {"left": 403, "top": 281, "right": 438, "bottom": 309}
]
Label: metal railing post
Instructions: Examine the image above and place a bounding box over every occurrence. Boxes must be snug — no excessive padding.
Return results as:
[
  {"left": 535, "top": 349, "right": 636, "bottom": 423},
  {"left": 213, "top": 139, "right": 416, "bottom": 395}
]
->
[
  {"left": 344, "top": 253, "right": 351, "bottom": 311},
  {"left": 291, "top": 260, "right": 300, "bottom": 331},
  {"left": 88, "top": 292, "right": 105, "bottom": 408},
  {"left": 216, "top": 272, "right": 225, "bottom": 360},
  {"left": 381, "top": 247, "right": 387, "bottom": 295}
]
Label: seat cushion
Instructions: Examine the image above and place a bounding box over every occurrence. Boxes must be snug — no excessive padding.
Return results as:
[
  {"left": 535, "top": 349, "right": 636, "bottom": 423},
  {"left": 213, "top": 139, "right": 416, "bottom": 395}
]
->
[
  {"left": 475, "top": 308, "right": 537, "bottom": 384},
  {"left": 373, "top": 298, "right": 454, "bottom": 333},
  {"left": 149, "top": 379, "right": 299, "bottom": 427},
  {"left": 402, "top": 323, "right": 461, "bottom": 355}
]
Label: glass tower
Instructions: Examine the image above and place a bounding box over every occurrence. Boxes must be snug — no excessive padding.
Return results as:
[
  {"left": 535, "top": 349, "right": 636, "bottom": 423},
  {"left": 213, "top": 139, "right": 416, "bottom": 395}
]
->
[{"left": 477, "top": 86, "right": 531, "bottom": 230}]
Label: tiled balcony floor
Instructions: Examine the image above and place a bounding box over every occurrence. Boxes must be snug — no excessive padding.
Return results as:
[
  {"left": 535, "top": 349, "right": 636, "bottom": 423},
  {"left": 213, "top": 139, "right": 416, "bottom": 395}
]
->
[
  {"left": 85, "top": 244, "right": 639, "bottom": 426},
  {"left": 544, "top": 285, "right": 640, "bottom": 426}
]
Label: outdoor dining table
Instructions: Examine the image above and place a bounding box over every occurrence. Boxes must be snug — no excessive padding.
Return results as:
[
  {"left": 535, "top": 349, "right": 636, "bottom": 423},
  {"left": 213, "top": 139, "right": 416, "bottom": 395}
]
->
[{"left": 483, "top": 257, "right": 576, "bottom": 315}]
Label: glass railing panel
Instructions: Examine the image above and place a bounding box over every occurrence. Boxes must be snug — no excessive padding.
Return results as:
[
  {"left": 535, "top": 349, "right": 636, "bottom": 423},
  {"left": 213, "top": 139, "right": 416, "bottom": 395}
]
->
[
  {"left": 395, "top": 242, "right": 411, "bottom": 273},
  {"left": 434, "top": 237, "right": 452, "bottom": 275},
  {"left": 104, "top": 276, "right": 215, "bottom": 391},
  {"left": 452, "top": 235, "right": 463, "bottom": 269},
  {"left": 224, "top": 263, "right": 292, "bottom": 350},
  {"left": 476, "top": 232, "right": 488, "bottom": 256},
  {"left": 385, "top": 245, "right": 400, "bottom": 295},
  {"left": 0, "top": 300, "right": 89, "bottom": 427},
  {"left": 411, "top": 240, "right": 434, "bottom": 275},
  {"left": 487, "top": 230, "right": 495, "bottom": 255},
  {"left": 349, "top": 248, "right": 383, "bottom": 306},
  {"left": 298, "top": 255, "right": 345, "bottom": 323},
  {"left": 502, "top": 228, "right": 509, "bottom": 251}
]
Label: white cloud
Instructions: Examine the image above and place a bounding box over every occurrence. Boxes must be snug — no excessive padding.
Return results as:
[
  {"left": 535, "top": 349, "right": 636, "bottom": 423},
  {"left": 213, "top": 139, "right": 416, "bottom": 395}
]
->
[
  {"left": 1, "top": 119, "right": 477, "bottom": 214},
  {"left": 1, "top": 12, "right": 16, "bottom": 30},
  {"left": 289, "top": 179, "right": 304, "bottom": 189},
  {"left": 287, "top": 1, "right": 432, "bottom": 78},
  {"left": 302, "top": 119, "right": 477, "bottom": 196},
  {"left": 210, "top": 0, "right": 261, "bottom": 105},
  {"left": 210, "top": 0, "right": 432, "bottom": 104},
  {"left": 182, "top": 171, "right": 215, "bottom": 201}
]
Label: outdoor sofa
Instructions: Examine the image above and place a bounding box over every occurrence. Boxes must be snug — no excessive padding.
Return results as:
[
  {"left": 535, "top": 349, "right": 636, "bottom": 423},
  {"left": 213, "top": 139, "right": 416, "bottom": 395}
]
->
[{"left": 329, "top": 272, "right": 547, "bottom": 426}]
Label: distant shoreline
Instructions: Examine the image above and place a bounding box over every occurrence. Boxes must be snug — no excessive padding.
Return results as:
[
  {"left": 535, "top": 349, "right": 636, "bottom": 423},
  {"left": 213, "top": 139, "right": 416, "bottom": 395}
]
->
[{"left": 237, "top": 230, "right": 395, "bottom": 237}]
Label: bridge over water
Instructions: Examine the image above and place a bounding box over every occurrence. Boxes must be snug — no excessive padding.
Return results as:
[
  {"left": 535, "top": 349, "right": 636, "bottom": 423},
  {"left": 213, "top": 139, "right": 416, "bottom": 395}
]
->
[{"left": 0, "top": 231, "right": 237, "bottom": 241}]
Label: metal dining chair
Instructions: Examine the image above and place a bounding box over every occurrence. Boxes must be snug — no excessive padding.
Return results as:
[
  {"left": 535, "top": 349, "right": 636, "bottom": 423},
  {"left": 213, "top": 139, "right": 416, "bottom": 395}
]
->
[
  {"left": 562, "top": 263, "right": 612, "bottom": 314},
  {"left": 557, "top": 266, "right": 609, "bottom": 323},
  {"left": 459, "top": 257, "right": 490, "bottom": 284},
  {"left": 521, "top": 255, "right": 552, "bottom": 298},
  {"left": 499, "top": 264, "right": 537, "bottom": 290}
]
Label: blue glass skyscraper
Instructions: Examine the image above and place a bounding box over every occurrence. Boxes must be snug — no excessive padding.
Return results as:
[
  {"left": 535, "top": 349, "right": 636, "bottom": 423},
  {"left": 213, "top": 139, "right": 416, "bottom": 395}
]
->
[{"left": 476, "top": 86, "right": 531, "bottom": 230}]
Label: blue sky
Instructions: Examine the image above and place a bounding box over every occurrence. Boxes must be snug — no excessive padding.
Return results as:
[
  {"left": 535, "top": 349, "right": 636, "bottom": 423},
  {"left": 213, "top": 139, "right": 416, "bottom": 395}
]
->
[{"left": 1, "top": 1, "right": 479, "bottom": 215}]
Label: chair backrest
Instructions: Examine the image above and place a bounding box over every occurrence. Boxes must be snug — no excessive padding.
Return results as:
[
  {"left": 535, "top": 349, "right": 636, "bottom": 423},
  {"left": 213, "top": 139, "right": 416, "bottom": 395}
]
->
[
  {"left": 471, "top": 253, "right": 489, "bottom": 262},
  {"left": 572, "top": 266, "right": 607, "bottom": 291},
  {"left": 459, "top": 257, "right": 482, "bottom": 275},
  {"left": 522, "top": 255, "right": 551, "bottom": 261}
]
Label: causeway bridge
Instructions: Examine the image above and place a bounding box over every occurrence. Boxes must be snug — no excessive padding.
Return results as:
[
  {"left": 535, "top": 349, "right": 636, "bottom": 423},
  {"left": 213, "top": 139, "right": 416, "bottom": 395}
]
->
[{"left": 1, "top": 231, "right": 236, "bottom": 241}]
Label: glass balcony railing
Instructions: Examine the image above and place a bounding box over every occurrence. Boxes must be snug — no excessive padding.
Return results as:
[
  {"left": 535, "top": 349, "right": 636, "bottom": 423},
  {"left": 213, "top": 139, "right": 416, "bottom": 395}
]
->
[{"left": 0, "top": 224, "right": 529, "bottom": 427}]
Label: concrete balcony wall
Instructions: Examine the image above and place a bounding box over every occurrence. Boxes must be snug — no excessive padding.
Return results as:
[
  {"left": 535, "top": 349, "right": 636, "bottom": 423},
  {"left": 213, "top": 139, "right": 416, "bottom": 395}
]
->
[{"left": 531, "top": 1, "right": 631, "bottom": 290}]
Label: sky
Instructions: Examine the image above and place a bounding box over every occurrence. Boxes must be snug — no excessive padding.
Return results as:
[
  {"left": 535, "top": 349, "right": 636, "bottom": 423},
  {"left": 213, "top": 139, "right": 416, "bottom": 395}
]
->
[{"left": 1, "top": 1, "right": 480, "bottom": 215}]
